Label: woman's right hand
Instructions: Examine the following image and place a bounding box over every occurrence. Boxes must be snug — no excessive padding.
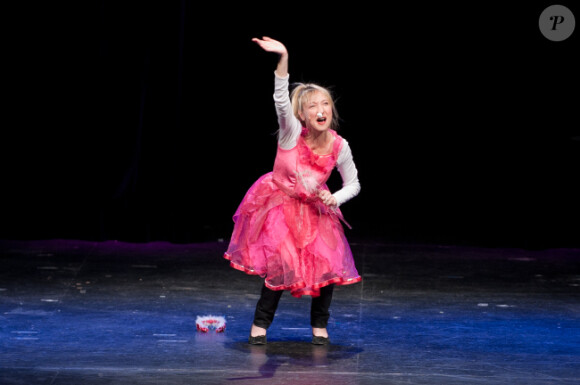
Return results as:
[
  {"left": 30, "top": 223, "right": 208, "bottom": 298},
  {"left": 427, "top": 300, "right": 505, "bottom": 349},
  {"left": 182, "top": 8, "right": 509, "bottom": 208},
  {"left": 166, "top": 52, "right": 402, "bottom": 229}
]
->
[{"left": 252, "top": 36, "right": 288, "bottom": 56}]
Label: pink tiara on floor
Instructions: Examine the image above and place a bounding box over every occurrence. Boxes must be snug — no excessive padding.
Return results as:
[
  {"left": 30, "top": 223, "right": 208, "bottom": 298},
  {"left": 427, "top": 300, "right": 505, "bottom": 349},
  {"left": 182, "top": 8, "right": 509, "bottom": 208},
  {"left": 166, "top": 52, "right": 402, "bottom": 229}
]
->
[{"left": 196, "top": 315, "right": 226, "bottom": 333}]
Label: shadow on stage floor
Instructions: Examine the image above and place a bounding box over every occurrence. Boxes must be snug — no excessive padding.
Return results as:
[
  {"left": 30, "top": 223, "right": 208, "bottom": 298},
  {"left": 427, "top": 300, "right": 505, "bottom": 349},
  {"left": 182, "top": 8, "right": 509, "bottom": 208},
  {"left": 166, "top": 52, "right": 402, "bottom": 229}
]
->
[{"left": 0, "top": 238, "right": 578, "bottom": 384}]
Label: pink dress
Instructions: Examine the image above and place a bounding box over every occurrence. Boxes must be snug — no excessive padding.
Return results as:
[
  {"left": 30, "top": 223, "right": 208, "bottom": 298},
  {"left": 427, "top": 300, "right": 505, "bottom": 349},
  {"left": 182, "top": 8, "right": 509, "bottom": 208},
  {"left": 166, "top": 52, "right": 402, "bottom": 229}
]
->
[{"left": 224, "top": 128, "right": 361, "bottom": 298}]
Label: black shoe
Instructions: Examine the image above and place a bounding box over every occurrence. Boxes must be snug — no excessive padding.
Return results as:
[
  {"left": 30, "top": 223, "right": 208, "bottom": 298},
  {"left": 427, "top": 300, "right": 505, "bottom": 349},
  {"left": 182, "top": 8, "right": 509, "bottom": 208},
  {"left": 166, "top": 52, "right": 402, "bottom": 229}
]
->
[
  {"left": 248, "top": 335, "right": 267, "bottom": 345},
  {"left": 312, "top": 335, "right": 330, "bottom": 345}
]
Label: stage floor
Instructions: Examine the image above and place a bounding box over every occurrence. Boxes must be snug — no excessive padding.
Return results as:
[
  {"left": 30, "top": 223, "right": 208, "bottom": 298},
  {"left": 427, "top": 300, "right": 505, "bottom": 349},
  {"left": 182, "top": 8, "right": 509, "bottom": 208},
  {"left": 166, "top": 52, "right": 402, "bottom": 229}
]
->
[{"left": 0, "top": 239, "right": 578, "bottom": 384}]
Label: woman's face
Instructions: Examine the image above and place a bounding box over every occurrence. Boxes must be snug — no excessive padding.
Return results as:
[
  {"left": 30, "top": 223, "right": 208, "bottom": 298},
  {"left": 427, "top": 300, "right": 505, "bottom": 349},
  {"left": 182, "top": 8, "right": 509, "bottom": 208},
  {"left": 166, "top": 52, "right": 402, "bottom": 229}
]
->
[{"left": 300, "top": 91, "right": 332, "bottom": 133}]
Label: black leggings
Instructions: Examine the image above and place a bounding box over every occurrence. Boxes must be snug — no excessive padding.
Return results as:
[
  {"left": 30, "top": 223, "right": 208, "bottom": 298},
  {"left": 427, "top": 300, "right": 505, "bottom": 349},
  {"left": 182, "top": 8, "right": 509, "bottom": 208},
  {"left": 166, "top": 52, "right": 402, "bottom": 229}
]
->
[{"left": 253, "top": 283, "right": 334, "bottom": 329}]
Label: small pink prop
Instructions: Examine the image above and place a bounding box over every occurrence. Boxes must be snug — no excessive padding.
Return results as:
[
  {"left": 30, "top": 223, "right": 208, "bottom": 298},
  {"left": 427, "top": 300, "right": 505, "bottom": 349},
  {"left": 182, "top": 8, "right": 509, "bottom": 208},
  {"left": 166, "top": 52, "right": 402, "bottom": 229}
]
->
[{"left": 196, "top": 315, "right": 226, "bottom": 333}]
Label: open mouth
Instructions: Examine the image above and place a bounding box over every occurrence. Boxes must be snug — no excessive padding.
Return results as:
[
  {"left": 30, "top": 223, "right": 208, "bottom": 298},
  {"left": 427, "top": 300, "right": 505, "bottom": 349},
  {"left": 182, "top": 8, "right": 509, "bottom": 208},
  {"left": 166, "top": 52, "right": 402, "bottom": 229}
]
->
[{"left": 316, "top": 114, "right": 327, "bottom": 124}]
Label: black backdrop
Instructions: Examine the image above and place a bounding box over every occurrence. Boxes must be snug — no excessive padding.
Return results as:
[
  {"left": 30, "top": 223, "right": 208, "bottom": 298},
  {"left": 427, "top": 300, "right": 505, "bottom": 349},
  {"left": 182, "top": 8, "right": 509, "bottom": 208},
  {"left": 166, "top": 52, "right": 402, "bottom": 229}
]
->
[{"left": 3, "top": 1, "right": 578, "bottom": 248}]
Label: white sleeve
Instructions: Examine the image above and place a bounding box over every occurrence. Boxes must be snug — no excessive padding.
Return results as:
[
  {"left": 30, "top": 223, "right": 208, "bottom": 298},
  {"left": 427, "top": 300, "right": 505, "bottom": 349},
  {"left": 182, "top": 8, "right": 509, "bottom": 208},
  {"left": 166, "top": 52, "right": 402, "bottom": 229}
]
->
[
  {"left": 332, "top": 139, "right": 361, "bottom": 207},
  {"left": 273, "top": 73, "right": 302, "bottom": 149}
]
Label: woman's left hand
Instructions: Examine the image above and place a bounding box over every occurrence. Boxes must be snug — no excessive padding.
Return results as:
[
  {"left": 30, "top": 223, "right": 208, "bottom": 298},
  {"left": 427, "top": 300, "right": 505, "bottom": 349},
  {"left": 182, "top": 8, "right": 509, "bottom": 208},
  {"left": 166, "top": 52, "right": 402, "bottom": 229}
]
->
[{"left": 318, "top": 190, "right": 337, "bottom": 207}]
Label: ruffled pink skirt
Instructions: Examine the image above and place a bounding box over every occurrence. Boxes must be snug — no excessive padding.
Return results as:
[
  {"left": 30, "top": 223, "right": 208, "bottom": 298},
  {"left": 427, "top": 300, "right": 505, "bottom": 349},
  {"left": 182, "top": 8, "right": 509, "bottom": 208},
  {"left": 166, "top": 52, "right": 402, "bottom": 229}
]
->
[{"left": 224, "top": 172, "right": 361, "bottom": 297}]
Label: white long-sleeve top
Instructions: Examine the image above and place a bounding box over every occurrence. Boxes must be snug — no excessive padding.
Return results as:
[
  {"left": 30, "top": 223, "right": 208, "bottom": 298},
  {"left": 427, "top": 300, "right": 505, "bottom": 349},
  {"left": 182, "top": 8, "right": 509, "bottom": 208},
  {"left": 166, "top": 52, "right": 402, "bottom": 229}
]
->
[{"left": 273, "top": 73, "right": 360, "bottom": 207}]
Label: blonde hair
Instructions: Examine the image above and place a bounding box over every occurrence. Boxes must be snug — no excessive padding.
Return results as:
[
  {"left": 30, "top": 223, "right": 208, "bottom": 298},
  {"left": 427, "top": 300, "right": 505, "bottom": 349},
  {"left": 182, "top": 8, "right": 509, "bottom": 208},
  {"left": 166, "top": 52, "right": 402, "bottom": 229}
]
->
[{"left": 290, "top": 83, "right": 339, "bottom": 130}]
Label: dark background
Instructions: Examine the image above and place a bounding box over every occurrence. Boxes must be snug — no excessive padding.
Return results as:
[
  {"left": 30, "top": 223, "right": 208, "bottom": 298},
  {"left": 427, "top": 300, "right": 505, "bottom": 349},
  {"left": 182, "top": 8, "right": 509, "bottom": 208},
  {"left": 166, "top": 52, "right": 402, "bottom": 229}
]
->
[{"left": 2, "top": 1, "right": 578, "bottom": 248}]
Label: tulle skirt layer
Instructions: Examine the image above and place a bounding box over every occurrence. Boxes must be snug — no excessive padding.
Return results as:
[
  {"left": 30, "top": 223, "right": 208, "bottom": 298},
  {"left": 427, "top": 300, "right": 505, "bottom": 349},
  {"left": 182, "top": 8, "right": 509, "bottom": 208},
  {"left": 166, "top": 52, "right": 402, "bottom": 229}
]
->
[{"left": 224, "top": 172, "right": 361, "bottom": 298}]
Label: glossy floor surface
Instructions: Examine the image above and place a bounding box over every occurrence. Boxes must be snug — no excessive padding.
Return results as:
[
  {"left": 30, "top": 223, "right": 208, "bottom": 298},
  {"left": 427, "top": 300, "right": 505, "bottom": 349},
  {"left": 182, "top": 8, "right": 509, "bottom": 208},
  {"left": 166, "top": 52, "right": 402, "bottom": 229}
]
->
[{"left": 1, "top": 239, "right": 578, "bottom": 384}]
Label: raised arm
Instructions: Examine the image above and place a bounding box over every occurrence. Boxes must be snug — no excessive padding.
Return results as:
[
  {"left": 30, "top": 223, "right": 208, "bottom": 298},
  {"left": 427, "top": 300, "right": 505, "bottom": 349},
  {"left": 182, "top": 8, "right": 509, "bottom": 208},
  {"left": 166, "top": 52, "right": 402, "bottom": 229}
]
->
[
  {"left": 252, "top": 37, "right": 288, "bottom": 77},
  {"left": 252, "top": 37, "right": 301, "bottom": 149}
]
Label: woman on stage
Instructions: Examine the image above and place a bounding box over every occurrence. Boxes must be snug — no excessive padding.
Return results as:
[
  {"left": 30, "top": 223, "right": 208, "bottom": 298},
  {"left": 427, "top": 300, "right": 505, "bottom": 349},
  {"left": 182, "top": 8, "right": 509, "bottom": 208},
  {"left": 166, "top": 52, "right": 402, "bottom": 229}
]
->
[{"left": 224, "top": 37, "right": 361, "bottom": 345}]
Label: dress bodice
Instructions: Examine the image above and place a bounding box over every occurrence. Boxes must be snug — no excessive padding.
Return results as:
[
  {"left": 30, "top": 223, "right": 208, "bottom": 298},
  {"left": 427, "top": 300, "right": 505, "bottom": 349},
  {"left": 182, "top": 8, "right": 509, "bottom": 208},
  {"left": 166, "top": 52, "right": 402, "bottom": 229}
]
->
[{"left": 272, "top": 130, "right": 343, "bottom": 200}]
